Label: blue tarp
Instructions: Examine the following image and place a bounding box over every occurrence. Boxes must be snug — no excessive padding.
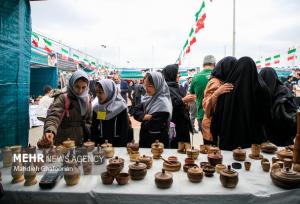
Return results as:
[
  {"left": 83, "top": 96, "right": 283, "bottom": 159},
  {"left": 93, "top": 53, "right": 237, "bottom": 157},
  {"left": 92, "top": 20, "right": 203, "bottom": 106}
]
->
[
  {"left": 0, "top": 0, "right": 31, "bottom": 147},
  {"left": 30, "top": 67, "right": 58, "bottom": 98}
]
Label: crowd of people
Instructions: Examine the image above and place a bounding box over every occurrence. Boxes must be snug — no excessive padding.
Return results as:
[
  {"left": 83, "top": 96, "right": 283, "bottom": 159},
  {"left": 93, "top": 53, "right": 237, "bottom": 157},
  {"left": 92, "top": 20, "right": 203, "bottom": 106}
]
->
[{"left": 38, "top": 54, "right": 299, "bottom": 151}]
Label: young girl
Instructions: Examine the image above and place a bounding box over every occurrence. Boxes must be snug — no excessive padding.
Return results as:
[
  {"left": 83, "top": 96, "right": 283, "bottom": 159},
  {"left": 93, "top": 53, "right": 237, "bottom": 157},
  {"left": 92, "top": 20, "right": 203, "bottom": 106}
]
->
[
  {"left": 131, "top": 72, "right": 172, "bottom": 148},
  {"left": 43, "top": 70, "right": 92, "bottom": 146},
  {"left": 91, "top": 79, "right": 129, "bottom": 147}
]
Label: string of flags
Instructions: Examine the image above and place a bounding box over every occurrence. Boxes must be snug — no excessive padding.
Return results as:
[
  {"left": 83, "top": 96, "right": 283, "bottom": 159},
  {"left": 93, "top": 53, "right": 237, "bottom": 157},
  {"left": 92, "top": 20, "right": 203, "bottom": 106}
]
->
[
  {"left": 255, "top": 47, "right": 298, "bottom": 68},
  {"left": 176, "top": 0, "right": 212, "bottom": 66}
]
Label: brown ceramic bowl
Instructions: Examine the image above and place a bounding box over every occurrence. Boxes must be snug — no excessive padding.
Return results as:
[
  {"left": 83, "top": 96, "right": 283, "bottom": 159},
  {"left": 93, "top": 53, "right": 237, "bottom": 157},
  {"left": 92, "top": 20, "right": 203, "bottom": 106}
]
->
[
  {"left": 185, "top": 157, "right": 195, "bottom": 165},
  {"left": 200, "top": 162, "right": 210, "bottom": 169},
  {"left": 183, "top": 163, "right": 199, "bottom": 173},
  {"left": 101, "top": 172, "right": 114, "bottom": 185},
  {"left": 203, "top": 165, "right": 215, "bottom": 177},
  {"left": 116, "top": 173, "right": 130, "bottom": 185}
]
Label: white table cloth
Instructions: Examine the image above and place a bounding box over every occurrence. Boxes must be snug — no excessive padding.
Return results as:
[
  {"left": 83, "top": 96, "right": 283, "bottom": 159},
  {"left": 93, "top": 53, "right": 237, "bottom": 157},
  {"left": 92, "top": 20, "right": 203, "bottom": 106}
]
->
[{"left": 1, "top": 147, "right": 300, "bottom": 204}]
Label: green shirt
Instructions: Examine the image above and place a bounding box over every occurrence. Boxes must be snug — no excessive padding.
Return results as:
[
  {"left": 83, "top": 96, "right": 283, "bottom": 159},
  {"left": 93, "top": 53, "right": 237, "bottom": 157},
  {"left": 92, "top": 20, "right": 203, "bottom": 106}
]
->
[{"left": 189, "top": 68, "right": 212, "bottom": 119}]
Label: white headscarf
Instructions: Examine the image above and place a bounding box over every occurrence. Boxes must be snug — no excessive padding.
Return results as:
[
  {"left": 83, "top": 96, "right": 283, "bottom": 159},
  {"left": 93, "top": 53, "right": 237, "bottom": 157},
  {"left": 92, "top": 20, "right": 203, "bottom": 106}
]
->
[
  {"left": 92, "top": 79, "right": 127, "bottom": 120},
  {"left": 143, "top": 72, "right": 172, "bottom": 119},
  {"left": 68, "top": 70, "right": 89, "bottom": 116}
]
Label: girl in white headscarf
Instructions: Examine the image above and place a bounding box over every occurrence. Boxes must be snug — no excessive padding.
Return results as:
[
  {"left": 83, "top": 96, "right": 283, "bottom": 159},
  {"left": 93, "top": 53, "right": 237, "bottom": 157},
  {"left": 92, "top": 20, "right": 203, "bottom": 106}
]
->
[
  {"left": 43, "top": 70, "right": 92, "bottom": 146},
  {"left": 131, "top": 72, "right": 172, "bottom": 148},
  {"left": 91, "top": 79, "right": 129, "bottom": 146}
]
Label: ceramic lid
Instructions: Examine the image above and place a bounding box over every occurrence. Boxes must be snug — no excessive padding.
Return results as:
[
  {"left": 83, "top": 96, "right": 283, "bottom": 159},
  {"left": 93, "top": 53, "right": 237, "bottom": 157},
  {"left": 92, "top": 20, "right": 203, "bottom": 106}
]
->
[
  {"left": 84, "top": 139, "right": 95, "bottom": 147},
  {"left": 208, "top": 152, "right": 223, "bottom": 159},
  {"left": 155, "top": 169, "right": 172, "bottom": 180},
  {"left": 187, "top": 146, "right": 200, "bottom": 153},
  {"left": 151, "top": 140, "right": 164, "bottom": 148},
  {"left": 261, "top": 141, "right": 278, "bottom": 151},
  {"left": 277, "top": 147, "right": 293, "bottom": 157},
  {"left": 139, "top": 155, "right": 152, "bottom": 162},
  {"left": 188, "top": 166, "right": 203, "bottom": 174},
  {"left": 101, "top": 140, "right": 112, "bottom": 148},
  {"left": 233, "top": 147, "right": 246, "bottom": 155},
  {"left": 272, "top": 167, "right": 300, "bottom": 180},
  {"left": 221, "top": 165, "right": 238, "bottom": 177},
  {"left": 129, "top": 161, "right": 147, "bottom": 170},
  {"left": 63, "top": 138, "right": 75, "bottom": 147},
  {"left": 109, "top": 156, "right": 124, "bottom": 164}
]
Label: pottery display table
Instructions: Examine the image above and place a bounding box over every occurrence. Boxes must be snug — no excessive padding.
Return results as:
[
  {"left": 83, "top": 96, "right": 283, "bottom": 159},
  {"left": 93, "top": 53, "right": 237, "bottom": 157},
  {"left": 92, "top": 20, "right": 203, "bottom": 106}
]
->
[{"left": 1, "top": 148, "right": 300, "bottom": 204}]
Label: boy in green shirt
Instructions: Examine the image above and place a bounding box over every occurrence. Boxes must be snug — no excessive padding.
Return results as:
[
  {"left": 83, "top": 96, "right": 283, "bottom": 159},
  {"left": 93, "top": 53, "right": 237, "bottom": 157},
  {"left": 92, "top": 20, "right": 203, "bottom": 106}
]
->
[{"left": 189, "top": 55, "right": 216, "bottom": 133}]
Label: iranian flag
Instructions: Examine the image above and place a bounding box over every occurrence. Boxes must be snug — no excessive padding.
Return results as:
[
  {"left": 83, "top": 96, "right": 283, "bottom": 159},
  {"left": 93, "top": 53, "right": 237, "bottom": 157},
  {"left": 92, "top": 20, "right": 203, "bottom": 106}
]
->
[
  {"left": 256, "top": 60, "right": 261, "bottom": 68},
  {"left": 84, "top": 58, "right": 90, "bottom": 67},
  {"left": 287, "top": 48, "right": 296, "bottom": 61},
  {"left": 61, "top": 47, "right": 69, "bottom": 60},
  {"left": 189, "top": 28, "right": 197, "bottom": 46},
  {"left": 195, "top": 1, "right": 205, "bottom": 22},
  {"left": 195, "top": 13, "right": 206, "bottom": 33},
  {"left": 43, "top": 38, "right": 52, "bottom": 53},
  {"left": 31, "top": 33, "right": 39, "bottom": 47},
  {"left": 72, "top": 53, "right": 80, "bottom": 64},
  {"left": 273, "top": 54, "right": 280, "bottom": 64},
  {"left": 185, "top": 46, "right": 191, "bottom": 54},
  {"left": 265, "top": 57, "right": 271, "bottom": 66},
  {"left": 91, "top": 61, "right": 97, "bottom": 69}
]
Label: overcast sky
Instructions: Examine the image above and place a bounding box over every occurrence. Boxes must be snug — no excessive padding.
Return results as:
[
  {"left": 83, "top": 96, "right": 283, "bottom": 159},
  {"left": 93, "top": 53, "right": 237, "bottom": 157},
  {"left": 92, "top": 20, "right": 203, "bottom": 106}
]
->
[{"left": 31, "top": 0, "right": 300, "bottom": 68}]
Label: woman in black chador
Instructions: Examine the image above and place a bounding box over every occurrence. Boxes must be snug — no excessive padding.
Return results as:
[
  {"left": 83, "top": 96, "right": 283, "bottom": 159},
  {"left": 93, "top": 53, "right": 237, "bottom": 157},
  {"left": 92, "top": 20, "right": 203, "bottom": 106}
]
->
[
  {"left": 259, "top": 67, "right": 297, "bottom": 146},
  {"left": 211, "top": 57, "right": 271, "bottom": 150}
]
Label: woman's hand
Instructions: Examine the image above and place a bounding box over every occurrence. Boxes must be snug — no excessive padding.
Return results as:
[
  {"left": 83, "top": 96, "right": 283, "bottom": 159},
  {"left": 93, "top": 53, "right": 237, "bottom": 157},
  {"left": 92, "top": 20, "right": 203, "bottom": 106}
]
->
[
  {"left": 143, "top": 114, "right": 152, "bottom": 121},
  {"left": 214, "top": 83, "right": 234, "bottom": 97},
  {"left": 183, "top": 94, "right": 196, "bottom": 103},
  {"left": 43, "top": 132, "right": 54, "bottom": 144}
]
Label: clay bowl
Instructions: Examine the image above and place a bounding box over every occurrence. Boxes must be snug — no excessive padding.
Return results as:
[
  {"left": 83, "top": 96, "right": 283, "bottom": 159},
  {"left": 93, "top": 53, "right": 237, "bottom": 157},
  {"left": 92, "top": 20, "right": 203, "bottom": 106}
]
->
[
  {"left": 155, "top": 169, "right": 173, "bottom": 189},
  {"left": 163, "top": 160, "right": 181, "bottom": 172},
  {"left": 101, "top": 172, "right": 114, "bottom": 185},
  {"left": 106, "top": 163, "right": 122, "bottom": 177},
  {"left": 200, "top": 162, "right": 210, "bottom": 169},
  {"left": 187, "top": 166, "right": 204, "bottom": 183},
  {"left": 185, "top": 157, "right": 195, "bottom": 165},
  {"left": 116, "top": 173, "right": 130, "bottom": 185}
]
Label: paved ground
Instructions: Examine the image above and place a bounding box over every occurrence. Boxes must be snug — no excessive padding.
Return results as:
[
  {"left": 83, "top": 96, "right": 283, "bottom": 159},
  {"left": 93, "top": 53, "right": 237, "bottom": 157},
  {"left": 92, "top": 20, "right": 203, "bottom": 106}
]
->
[{"left": 29, "top": 116, "right": 203, "bottom": 148}]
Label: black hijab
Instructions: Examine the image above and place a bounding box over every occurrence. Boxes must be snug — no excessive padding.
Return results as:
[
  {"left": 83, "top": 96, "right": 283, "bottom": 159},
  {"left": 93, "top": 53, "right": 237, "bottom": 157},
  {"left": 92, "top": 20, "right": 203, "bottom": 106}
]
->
[
  {"left": 162, "top": 64, "right": 184, "bottom": 99},
  {"left": 211, "top": 56, "right": 237, "bottom": 81},
  {"left": 211, "top": 57, "right": 271, "bottom": 150}
]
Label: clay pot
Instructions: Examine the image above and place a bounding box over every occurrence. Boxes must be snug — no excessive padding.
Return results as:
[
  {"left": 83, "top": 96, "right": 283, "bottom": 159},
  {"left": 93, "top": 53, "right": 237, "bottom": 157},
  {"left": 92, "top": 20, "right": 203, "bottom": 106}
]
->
[
  {"left": 186, "top": 146, "right": 200, "bottom": 160},
  {"left": 116, "top": 173, "right": 130, "bottom": 185},
  {"left": 277, "top": 161, "right": 284, "bottom": 168},
  {"left": 163, "top": 160, "right": 181, "bottom": 172},
  {"left": 139, "top": 155, "right": 153, "bottom": 169},
  {"left": 101, "top": 140, "right": 113, "bottom": 149},
  {"left": 11, "top": 160, "right": 24, "bottom": 184},
  {"left": 283, "top": 158, "right": 293, "bottom": 169},
  {"left": 244, "top": 161, "right": 251, "bottom": 171},
  {"left": 261, "top": 141, "right": 278, "bottom": 154},
  {"left": 185, "top": 157, "right": 195, "bottom": 165},
  {"left": 155, "top": 169, "right": 173, "bottom": 189},
  {"left": 93, "top": 145, "right": 106, "bottom": 165},
  {"left": 261, "top": 158, "right": 270, "bottom": 166},
  {"left": 109, "top": 156, "right": 124, "bottom": 170},
  {"left": 200, "top": 144, "right": 209, "bottom": 154},
  {"left": 151, "top": 140, "right": 164, "bottom": 159},
  {"left": 37, "top": 139, "right": 51, "bottom": 149},
  {"left": 208, "top": 152, "right": 223, "bottom": 166},
  {"left": 83, "top": 139, "right": 95, "bottom": 152},
  {"left": 272, "top": 157, "right": 280, "bottom": 165},
  {"left": 107, "top": 161, "right": 122, "bottom": 177},
  {"left": 168, "top": 156, "right": 178, "bottom": 162},
  {"left": 63, "top": 138, "right": 75, "bottom": 149},
  {"left": 24, "top": 162, "right": 37, "bottom": 186},
  {"left": 82, "top": 160, "right": 93, "bottom": 175},
  {"left": 249, "top": 144, "right": 263, "bottom": 160},
  {"left": 276, "top": 147, "right": 293, "bottom": 161},
  {"left": 103, "top": 146, "right": 115, "bottom": 158},
  {"left": 183, "top": 163, "right": 199, "bottom": 173},
  {"left": 127, "top": 139, "right": 139, "bottom": 153},
  {"left": 233, "top": 147, "right": 246, "bottom": 161},
  {"left": 215, "top": 164, "right": 226, "bottom": 173},
  {"left": 220, "top": 165, "right": 239, "bottom": 188},
  {"left": 270, "top": 167, "right": 300, "bottom": 189},
  {"left": 64, "top": 160, "right": 80, "bottom": 186},
  {"left": 271, "top": 163, "right": 281, "bottom": 171},
  {"left": 2, "top": 146, "right": 12, "bottom": 168},
  {"left": 128, "top": 161, "right": 147, "bottom": 180},
  {"left": 129, "top": 151, "right": 140, "bottom": 162},
  {"left": 262, "top": 161, "right": 270, "bottom": 172},
  {"left": 101, "top": 172, "right": 114, "bottom": 185},
  {"left": 187, "top": 166, "right": 204, "bottom": 183},
  {"left": 208, "top": 146, "right": 221, "bottom": 154},
  {"left": 203, "top": 165, "right": 215, "bottom": 177}
]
